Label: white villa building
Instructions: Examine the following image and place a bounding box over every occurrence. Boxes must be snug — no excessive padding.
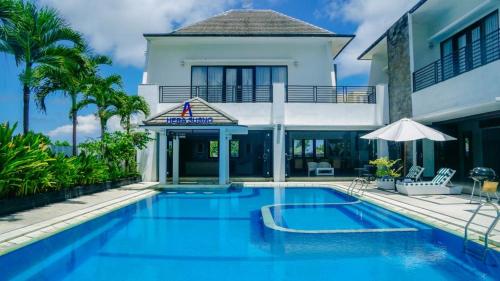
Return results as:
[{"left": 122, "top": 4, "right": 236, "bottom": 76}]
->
[
  {"left": 137, "top": 10, "right": 389, "bottom": 185},
  {"left": 360, "top": 0, "right": 500, "bottom": 180}
]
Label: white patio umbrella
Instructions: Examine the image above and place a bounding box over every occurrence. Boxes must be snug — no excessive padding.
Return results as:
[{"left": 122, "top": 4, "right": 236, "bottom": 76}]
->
[{"left": 361, "top": 118, "right": 456, "bottom": 174}]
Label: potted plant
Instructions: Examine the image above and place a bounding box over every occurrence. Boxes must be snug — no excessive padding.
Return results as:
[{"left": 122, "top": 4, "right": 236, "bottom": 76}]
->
[{"left": 369, "top": 157, "right": 402, "bottom": 190}]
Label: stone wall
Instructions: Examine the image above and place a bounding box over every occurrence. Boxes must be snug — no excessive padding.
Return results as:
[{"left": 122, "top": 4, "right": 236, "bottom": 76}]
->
[{"left": 386, "top": 14, "right": 414, "bottom": 166}]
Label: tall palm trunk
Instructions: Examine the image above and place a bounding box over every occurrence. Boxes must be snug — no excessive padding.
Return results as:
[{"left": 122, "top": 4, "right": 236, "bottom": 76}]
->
[
  {"left": 71, "top": 94, "right": 78, "bottom": 156},
  {"left": 22, "top": 84, "right": 30, "bottom": 134}
]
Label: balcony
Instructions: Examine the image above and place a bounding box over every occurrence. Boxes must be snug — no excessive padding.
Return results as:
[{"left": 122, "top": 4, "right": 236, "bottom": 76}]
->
[
  {"left": 413, "top": 29, "right": 500, "bottom": 92},
  {"left": 159, "top": 85, "right": 376, "bottom": 104},
  {"left": 286, "top": 86, "right": 376, "bottom": 103}
]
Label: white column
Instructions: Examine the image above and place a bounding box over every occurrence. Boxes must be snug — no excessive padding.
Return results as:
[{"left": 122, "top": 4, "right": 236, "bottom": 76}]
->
[
  {"left": 158, "top": 130, "right": 167, "bottom": 184},
  {"left": 219, "top": 128, "right": 230, "bottom": 185},
  {"left": 377, "top": 140, "right": 389, "bottom": 158},
  {"left": 375, "top": 84, "right": 389, "bottom": 125},
  {"left": 422, "top": 139, "right": 435, "bottom": 177},
  {"left": 273, "top": 125, "right": 286, "bottom": 182},
  {"left": 172, "top": 135, "right": 180, "bottom": 184},
  {"left": 272, "top": 83, "right": 286, "bottom": 182}
]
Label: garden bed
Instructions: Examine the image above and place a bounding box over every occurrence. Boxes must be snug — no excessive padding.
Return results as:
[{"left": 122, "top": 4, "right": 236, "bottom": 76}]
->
[{"left": 0, "top": 176, "right": 142, "bottom": 216}]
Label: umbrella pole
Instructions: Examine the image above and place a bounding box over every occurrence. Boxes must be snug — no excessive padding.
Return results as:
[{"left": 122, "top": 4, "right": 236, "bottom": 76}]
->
[{"left": 404, "top": 142, "right": 407, "bottom": 176}]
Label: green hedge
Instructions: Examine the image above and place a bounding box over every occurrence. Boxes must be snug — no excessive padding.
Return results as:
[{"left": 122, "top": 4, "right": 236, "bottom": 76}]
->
[{"left": 0, "top": 123, "right": 148, "bottom": 199}]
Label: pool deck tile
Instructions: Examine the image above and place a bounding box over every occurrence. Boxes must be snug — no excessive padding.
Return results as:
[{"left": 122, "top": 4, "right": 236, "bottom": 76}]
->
[{"left": 0, "top": 182, "right": 158, "bottom": 255}]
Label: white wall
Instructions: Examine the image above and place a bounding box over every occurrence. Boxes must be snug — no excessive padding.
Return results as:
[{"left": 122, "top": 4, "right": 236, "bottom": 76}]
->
[
  {"left": 368, "top": 54, "right": 388, "bottom": 86},
  {"left": 412, "top": 59, "right": 500, "bottom": 122},
  {"left": 145, "top": 37, "right": 334, "bottom": 86}
]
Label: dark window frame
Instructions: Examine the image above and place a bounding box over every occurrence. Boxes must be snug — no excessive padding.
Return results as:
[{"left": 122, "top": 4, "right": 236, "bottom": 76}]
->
[{"left": 440, "top": 10, "right": 499, "bottom": 75}]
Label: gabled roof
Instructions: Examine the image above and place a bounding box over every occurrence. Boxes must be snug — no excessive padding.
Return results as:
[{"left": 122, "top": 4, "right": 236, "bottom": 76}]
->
[
  {"left": 143, "top": 97, "right": 238, "bottom": 126},
  {"left": 144, "top": 9, "right": 351, "bottom": 38}
]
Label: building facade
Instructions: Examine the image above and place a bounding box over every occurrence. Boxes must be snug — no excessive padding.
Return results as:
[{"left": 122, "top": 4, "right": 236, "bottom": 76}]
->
[
  {"left": 137, "top": 10, "right": 389, "bottom": 184},
  {"left": 360, "top": 0, "right": 500, "bottom": 180}
]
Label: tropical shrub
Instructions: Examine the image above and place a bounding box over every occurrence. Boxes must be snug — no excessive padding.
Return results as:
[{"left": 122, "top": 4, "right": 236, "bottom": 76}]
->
[
  {"left": 369, "top": 157, "right": 402, "bottom": 178},
  {"left": 0, "top": 123, "right": 144, "bottom": 199}
]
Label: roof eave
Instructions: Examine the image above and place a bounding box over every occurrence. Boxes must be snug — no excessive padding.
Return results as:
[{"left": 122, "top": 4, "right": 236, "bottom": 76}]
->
[
  {"left": 143, "top": 33, "right": 354, "bottom": 38},
  {"left": 357, "top": 32, "right": 387, "bottom": 60}
]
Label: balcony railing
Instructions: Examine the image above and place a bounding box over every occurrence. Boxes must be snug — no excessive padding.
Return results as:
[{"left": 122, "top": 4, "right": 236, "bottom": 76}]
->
[
  {"left": 159, "top": 85, "right": 273, "bottom": 103},
  {"left": 286, "top": 86, "right": 376, "bottom": 104},
  {"left": 159, "top": 85, "right": 376, "bottom": 104},
  {"left": 413, "top": 29, "right": 500, "bottom": 92}
]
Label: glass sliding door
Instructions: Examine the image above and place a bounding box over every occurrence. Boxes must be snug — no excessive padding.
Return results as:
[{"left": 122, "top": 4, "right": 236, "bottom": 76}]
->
[
  {"left": 484, "top": 12, "right": 499, "bottom": 63},
  {"left": 456, "top": 33, "right": 467, "bottom": 74},
  {"left": 191, "top": 66, "right": 207, "bottom": 99},
  {"left": 192, "top": 65, "right": 286, "bottom": 103},
  {"left": 225, "top": 68, "right": 237, "bottom": 102},
  {"left": 256, "top": 67, "right": 271, "bottom": 102},
  {"left": 207, "top": 67, "right": 223, "bottom": 102},
  {"left": 241, "top": 68, "right": 254, "bottom": 102}
]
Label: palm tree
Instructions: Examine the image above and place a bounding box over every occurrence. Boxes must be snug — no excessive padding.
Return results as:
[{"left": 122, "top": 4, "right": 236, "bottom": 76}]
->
[
  {"left": 117, "top": 93, "right": 150, "bottom": 134},
  {"left": 0, "top": 0, "right": 16, "bottom": 25},
  {"left": 0, "top": 1, "right": 83, "bottom": 134},
  {"left": 35, "top": 50, "right": 111, "bottom": 155},
  {"left": 77, "top": 74, "right": 123, "bottom": 140}
]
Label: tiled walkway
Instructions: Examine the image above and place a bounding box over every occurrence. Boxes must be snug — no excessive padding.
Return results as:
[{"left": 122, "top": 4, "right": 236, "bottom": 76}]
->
[
  {"left": 0, "top": 182, "right": 158, "bottom": 254},
  {"left": 330, "top": 182, "right": 500, "bottom": 249}
]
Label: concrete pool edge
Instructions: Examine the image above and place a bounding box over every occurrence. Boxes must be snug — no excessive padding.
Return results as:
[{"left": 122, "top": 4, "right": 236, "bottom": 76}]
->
[{"left": 0, "top": 186, "right": 159, "bottom": 256}]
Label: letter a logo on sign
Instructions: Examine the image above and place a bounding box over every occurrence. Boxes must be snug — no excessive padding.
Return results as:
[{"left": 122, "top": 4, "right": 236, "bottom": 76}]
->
[{"left": 181, "top": 102, "right": 192, "bottom": 117}]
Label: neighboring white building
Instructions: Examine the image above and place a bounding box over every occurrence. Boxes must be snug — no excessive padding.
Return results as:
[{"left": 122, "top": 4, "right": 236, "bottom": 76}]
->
[
  {"left": 360, "top": 0, "right": 500, "bottom": 179},
  {"left": 138, "top": 9, "right": 389, "bottom": 184}
]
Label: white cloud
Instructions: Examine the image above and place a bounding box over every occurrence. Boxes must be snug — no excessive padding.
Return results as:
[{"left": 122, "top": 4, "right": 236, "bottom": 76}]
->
[
  {"left": 322, "top": 0, "right": 420, "bottom": 79},
  {"left": 47, "top": 114, "right": 122, "bottom": 142},
  {"left": 40, "top": 0, "right": 239, "bottom": 67}
]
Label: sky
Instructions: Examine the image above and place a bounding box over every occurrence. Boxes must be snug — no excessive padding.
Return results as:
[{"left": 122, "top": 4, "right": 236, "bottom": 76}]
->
[{"left": 0, "top": 0, "right": 419, "bottom": 143}]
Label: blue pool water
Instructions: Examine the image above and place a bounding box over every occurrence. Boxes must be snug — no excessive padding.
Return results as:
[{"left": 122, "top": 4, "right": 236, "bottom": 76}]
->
[{"left": 0, "top": 187, "right": 499, "bottom": 281}]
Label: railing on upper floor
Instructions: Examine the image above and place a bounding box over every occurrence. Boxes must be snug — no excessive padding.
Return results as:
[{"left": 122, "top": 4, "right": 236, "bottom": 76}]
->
[
  {"left": 413, "top": 29, "right": 500, "bottom": 92},
  {"left": 286, "top": 86, "right": 376, "bottom": 104},
  {"left": 159, "top": 85, "right": 273, "bottom": 103},
  {"left": 158, "top": 85, "right": 376, "bottom": 104}
]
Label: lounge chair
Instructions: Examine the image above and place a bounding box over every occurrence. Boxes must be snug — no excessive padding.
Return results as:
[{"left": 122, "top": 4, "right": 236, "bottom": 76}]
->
[
  {"left": 405, "top": 165, "right": 425, "bottom": 182},
  {"left": 316, "top": 162, "right": 334, "bottom": 176},
  {"left": 307, "top": 162, "right": 318, "bottom": 177},
  {"left": 396, "top": 168, "right": 462, "bottom": 195}
]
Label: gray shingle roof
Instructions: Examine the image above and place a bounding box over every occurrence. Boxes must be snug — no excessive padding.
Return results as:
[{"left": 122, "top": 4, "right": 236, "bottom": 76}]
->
[{"left": 145, "top": 10, "right": 342, "bottom": 37}]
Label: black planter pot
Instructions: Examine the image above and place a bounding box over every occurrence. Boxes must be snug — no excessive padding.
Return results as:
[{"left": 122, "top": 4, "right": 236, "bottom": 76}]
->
[{"left": 0, "top": 176, "right": 142, "bottom": 217}]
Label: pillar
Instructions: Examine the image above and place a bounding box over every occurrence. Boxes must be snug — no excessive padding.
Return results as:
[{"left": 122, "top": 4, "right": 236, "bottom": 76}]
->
[
  {"left": 172, "top": 135, "right": 180, "bottom": 184},
  {"left": 219, "top": 128, "right": 230, "bottom": 185},
  {"left": 158, "top": 130, "right": 168, "bottom": 184},
  {"left": 377, "top": 140, "right": 389, "bottom": 158},
  {"left": 272, "top": 83, "right": 286, "bottom": 182},
  {"left": 423, "top": 139, "right": 435, "bottom": 177}
]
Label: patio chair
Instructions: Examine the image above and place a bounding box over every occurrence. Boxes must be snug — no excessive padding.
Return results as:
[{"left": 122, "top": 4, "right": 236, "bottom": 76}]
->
[
  {"left": 396, "top": 168, "right": 462, "bottom": 196},
  {"left": 316, "top": 161, "right": 334, "bottom": 176},
  {"left": 405, "top": 165, "right": 425, "bottom": 181},
  {"left": 307, "top": 162, "right": 318, "bottom": 177}
]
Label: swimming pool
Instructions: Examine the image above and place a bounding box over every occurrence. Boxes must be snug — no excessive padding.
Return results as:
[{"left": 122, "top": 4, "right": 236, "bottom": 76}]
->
[{"left": 0, "top": 187, "right": 498, "bottom": 281}]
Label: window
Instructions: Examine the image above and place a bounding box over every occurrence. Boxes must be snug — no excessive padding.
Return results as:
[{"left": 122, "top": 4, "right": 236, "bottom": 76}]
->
[
  {"left": 209, "top": 140, "right": 218, "bottom": 158},
  {"left": 304, "top": 140, "right": 314, "bottom": 157},
  {"left": 293, "top": 140, "right": 302, "bottom": 157},
  {"left": 440, "top": 10, "right": 499, "bottom": 75},
  {"left": 315, "top": 140, "right": 325, "bottom": 158},
  {"left": 230, "top": 140, "right": 239, "bottom": 158}
]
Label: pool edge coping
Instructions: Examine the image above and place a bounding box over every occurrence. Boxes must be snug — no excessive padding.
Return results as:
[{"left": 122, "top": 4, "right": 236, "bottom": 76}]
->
[{"left": 0, "top": 187, "right": 159, "bottom": 256}]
